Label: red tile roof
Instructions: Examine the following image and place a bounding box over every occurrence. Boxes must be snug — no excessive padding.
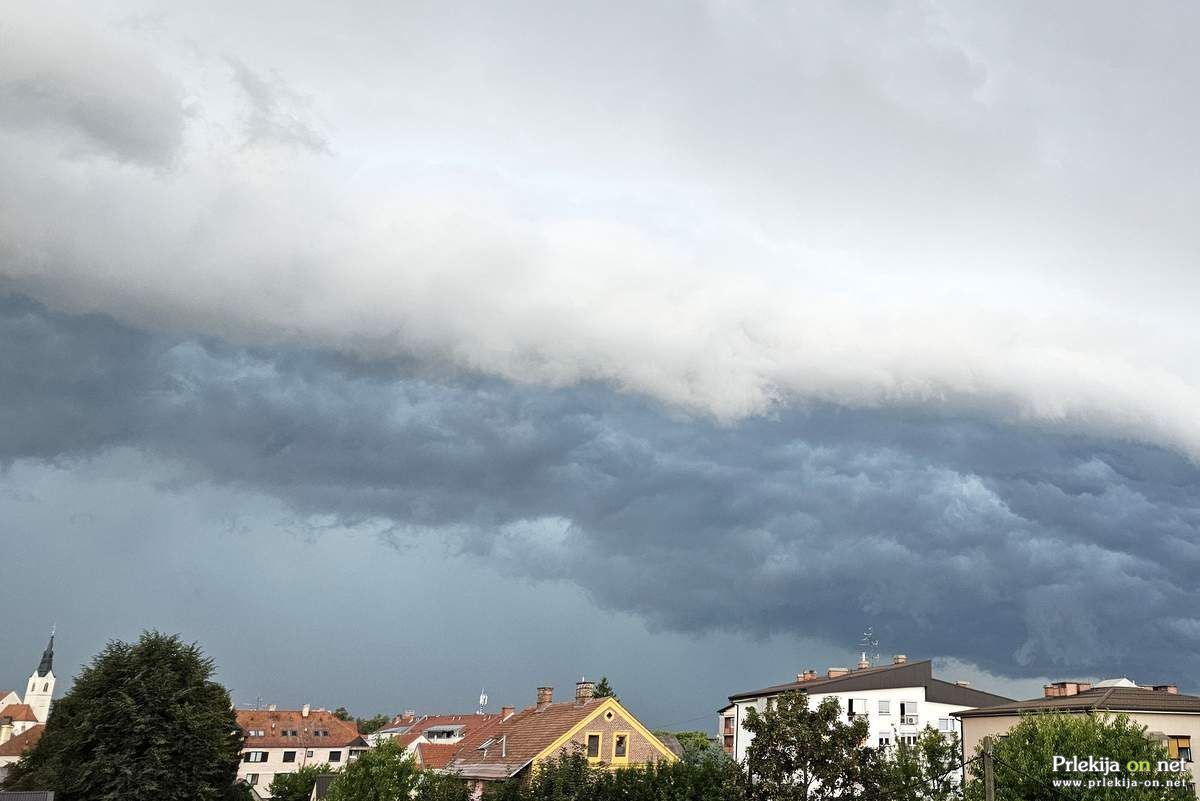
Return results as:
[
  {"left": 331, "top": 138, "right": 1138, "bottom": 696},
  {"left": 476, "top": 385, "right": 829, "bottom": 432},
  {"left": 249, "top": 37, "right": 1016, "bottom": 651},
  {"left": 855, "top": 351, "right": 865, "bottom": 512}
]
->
[
  {"left": 416, "top": 742, "right": 463, "bottom": 769},
  {"left": 0, "top": 704, "right": 39, "bottom": 723},
  {"left": 448, "top": 699, "right": 607, "bottom": 779},
  {"left": 0, "top": 724, "right": 44, "bottom": 757},
  {"left": 236, "top": 708, "right": 362, "bottom": 749}
]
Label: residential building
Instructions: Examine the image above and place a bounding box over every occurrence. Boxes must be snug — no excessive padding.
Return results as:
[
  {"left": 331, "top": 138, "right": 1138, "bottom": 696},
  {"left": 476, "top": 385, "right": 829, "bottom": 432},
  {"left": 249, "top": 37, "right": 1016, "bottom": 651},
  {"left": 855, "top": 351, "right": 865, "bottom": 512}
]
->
[
  {"left": 955, "top": 678, "right": 1200, "bottom": 798},
  {"left": 236, "top": 705, "right": 368, "bottom": 795},
  {"left": 377, "top": 713, "right": 502, "bottom": 769},
  {"left": 720, "top": 654, "right": 1013, "bottom": 762},
  {"left": 0, "top": 725, "right": 45, "bottom": 781},
  {"left": 445, "top": 681, "right": 677, "bottom": 794}
]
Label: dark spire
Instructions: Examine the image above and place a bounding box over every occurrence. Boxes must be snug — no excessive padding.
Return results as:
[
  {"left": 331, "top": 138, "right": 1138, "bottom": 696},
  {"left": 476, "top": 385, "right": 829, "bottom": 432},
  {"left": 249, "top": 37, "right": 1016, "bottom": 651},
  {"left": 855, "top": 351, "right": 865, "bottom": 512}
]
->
[{"left": 36, "top": 628, "right": 54, "bottom": 677}]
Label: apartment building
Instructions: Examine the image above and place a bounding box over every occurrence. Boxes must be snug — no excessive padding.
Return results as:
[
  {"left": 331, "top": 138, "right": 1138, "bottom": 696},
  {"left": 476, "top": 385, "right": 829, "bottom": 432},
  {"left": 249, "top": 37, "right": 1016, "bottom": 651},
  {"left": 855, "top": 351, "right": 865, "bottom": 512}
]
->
[
  {"left": 236, "top": 705, "right": 368, "bottom": 795},
  {"left": 720, "top": 654, "right": 1013, "bottom": 762}
]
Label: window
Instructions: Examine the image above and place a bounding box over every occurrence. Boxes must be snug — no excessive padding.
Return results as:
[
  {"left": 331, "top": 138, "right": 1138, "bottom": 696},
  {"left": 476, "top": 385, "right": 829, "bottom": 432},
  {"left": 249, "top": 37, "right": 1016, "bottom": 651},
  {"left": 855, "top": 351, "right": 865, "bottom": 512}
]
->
[
  {"left": 586, "top": 733, "right": 602, "bottom": 761},
  {"left": 847, "top": 698, "right": 869, "bottom": 719},
  {"left": 329, "top": 750, "right": 342, "bottom": 763},
  {"left": 244, "top": 751, "right": 267, "bottom": 763},
  {"left": 350, "top": 749, "right": 367, "bottom": 759},
  {"left": 899, "top": 702, "right": 918, "bottom": 725},
  {"left": 1169, "top": 736, "right": 1193, "bottom": 761},
  {"left": 723, "top": 716, "right": 735, "bottom": 735},
  {"left": 306, "top": 750, "right": 314, "bottom": 758},
  {"left": 938, "top": 718, "right": 953, "bottom": 732},
  {"left": 283, "top": 751, "right": 297, "bottom": 763},
  {"left": 898, "top": 734, "right": 918, "bottom": 746},
  {"left": 613, "top": 733, "right": 629, "bottom": 763},
  {"left": 723, "top": 735, "right": 734, "bottom": 754},
  {"left": 877, "top": 700, "right": 890, "bottom": 715},
  {"left": 247, "top": 774, "right": 259, "bottom": 786},
  {"left": 878, "top": 735, "right": 891, "bottom": 748}
]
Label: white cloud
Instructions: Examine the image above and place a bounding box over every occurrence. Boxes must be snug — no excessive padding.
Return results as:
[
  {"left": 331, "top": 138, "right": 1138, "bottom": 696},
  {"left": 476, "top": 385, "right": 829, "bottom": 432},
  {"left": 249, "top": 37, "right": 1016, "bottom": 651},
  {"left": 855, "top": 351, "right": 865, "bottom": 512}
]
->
[{"left": 2, "top": 0, "right": 1199, "bottom": 457}]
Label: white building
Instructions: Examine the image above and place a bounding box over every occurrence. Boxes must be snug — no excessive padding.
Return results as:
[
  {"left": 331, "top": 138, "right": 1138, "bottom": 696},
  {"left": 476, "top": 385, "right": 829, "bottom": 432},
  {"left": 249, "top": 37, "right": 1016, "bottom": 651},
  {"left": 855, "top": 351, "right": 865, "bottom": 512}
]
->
[
  {"left": 719, "top": 655, "right": 1012, "bottom": 763},
  {"left": 236, "top": 705, "right": 369, "bottom": 796},
  {"left": 0, "top": 632, "right": 57, "bottom": 779}
]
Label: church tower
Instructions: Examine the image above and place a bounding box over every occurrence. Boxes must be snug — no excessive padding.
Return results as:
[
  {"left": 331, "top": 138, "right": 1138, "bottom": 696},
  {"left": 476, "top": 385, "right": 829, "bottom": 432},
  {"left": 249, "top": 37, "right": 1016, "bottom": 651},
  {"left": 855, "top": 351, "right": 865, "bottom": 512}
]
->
[{"left": 24, "top": 630, "right": 55, "bottom": 723}]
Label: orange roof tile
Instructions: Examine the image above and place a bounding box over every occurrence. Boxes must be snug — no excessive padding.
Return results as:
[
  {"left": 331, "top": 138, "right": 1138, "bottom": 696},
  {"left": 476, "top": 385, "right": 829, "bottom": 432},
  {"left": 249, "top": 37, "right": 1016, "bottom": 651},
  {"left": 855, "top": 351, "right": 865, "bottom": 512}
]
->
[
  {"left": 236, "top": 708, "right": 362, "bottom": 749},
  {"left": 0, "top": 704, "right": 39, "bottom": 723},
  {"left": 0, "top": 724, "right": 44, "bottom": 757},
  {"left": 448, "top": 699, "right": 606, "bottom": 778},
  {"left": 416, "top": 742, "right": 463, "bottom": 769}
]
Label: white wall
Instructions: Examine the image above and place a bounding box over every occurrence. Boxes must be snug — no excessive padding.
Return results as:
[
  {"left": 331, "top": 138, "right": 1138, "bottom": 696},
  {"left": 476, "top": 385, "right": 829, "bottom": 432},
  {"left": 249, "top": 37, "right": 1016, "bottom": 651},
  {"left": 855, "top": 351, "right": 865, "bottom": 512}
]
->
[
  {"left": 236, "top": 745, "right": 365, "bottom": 796},
  {"left": 725, "top": 685, "right": 973, "bottom": 764}
]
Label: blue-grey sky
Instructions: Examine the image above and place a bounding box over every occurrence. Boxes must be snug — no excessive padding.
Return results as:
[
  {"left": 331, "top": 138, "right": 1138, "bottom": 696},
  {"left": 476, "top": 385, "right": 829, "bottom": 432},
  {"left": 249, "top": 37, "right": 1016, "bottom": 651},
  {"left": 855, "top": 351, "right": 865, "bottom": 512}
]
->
[{"left": 2, "top": 1, "right": 1199, "bottom": 728}]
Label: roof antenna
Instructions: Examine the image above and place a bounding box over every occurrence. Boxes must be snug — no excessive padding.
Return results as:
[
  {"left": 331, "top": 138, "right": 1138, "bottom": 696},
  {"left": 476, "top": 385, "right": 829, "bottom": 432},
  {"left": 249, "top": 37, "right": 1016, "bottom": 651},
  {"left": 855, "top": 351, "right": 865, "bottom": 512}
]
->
[{"left": 860, "top": 627, "right": 879, "bottom": 668}]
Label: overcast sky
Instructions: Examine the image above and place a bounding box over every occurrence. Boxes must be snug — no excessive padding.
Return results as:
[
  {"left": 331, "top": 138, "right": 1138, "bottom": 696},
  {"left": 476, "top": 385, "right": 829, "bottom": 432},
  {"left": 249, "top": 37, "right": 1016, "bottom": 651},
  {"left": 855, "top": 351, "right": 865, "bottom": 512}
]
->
[{"left": 2, "top": 0, "right": 1199, "bottom": 727}]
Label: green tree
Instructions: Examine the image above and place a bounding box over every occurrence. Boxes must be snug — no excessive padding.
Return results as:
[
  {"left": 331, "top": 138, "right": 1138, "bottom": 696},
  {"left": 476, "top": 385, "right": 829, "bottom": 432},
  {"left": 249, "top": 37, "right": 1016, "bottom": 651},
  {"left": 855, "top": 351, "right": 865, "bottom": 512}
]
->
[
  {"left": 592, "top": 677, "right": 616, "bottom": 700},
  {"left": 356, "top": 713, "right": 392, "bottom": 735},
  {"left": 962, "top": 712, "right": 1191, "bottom": 801},
  {"left": 869, "top": 727, "right": 961, "bottom": 801},
  {"left": 333, "top": 706, "right": 353, "bottom": 721},
  {"left": 2, "top": 631, "right": 243, "bottom": 801},
  {"left": 268, "top": 763, "right": 331, "bottom": 801},
  {"left": 523, "top": 748, "right": 597, "bottom": 801},
  {"left": 325, "top": 739, "right": 420, "bottom": 801},
  {"left": 742, "top": 691, "right": 874, "bottom": 801},
  {"left": 415, "top": 771, "right": 471, "bottom": 801}
]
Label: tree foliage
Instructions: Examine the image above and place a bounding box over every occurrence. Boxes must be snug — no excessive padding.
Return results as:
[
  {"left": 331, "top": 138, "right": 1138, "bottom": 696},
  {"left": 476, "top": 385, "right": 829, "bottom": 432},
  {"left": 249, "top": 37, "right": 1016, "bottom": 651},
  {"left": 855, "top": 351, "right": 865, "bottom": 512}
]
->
[
  {"left": 325, "top": 739, "right": 421, "bottom": 801},
  {"left": 2, "top": 631, "right": 243, "bottom": 801},
  {"left": 868, "top": 727, "right": 962, "bottom": 801},
  {"left": 268, "top": 763, "right": 331, "bottom": 801},
  {"left": 963, "top": 712, "right": 1191, "bottom": 801},
  {"left": 591, "top": 677, "right": 616, "bottom": 699},
  {"left": 482, "top": 748, "right": 746, "bottom": 801},
  {"left": 742, "top": 692, "right": 875, "bottom": 801},
  {"left": 415, "top": 770, "right": 472, "bottom": 801}
]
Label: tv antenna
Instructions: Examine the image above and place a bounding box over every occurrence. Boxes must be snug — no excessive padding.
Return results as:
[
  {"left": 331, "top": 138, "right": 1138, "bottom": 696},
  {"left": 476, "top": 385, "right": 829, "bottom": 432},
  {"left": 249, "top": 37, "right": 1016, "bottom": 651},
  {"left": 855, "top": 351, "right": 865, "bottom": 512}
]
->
[{"left": 860, "top": 627, "right": 880, "bottom": 666}]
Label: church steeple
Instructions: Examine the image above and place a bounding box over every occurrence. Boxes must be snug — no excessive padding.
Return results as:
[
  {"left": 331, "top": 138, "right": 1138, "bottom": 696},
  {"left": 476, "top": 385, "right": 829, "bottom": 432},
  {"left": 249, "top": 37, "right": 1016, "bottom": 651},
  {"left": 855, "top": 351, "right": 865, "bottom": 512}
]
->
[
  {"left": 25, "top": 627, "right": 56, "bottom": 724},
  {"left": 36, "top": 628, "right": 54, "bottom": 677}
]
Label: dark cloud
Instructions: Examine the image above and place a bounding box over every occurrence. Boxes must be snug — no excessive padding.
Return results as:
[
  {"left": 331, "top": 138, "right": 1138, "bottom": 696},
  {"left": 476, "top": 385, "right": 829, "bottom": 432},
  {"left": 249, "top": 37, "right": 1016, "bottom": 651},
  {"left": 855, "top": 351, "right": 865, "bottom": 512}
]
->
[{"left": 3, "top": 294, "right": 1199, "bottom": 685}]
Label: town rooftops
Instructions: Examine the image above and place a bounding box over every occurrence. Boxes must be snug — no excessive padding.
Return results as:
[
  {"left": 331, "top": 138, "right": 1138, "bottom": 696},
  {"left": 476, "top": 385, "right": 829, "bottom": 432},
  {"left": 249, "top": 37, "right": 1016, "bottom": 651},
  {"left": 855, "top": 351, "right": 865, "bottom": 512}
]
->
[
  {"left": 0, "top": 705, "right": 39, "bottom": 724},
  {"left": 448, "top": 697, "right": 608, "bottom": 779},
  {"left": 728, "top": 658, "right": 1013, "bottom": 708},
  {"left": 0, "top": 724, "right": 44, "bottom": 757},
  {"left": 954, "top": 686, "right": 1200, "bottom": 718},
  {"left": 236, "top": 708, "right": 364, "bottom": 749},
  {"left": 385, "top": 713, "right": 499, "bottom": 746}
]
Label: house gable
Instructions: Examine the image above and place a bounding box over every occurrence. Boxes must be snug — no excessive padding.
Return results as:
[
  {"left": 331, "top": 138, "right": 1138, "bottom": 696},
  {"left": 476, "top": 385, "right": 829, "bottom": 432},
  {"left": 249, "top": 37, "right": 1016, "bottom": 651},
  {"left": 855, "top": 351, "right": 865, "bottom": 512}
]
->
[{"left": 533, "top": 698, "right": 677, "bottom": 765}]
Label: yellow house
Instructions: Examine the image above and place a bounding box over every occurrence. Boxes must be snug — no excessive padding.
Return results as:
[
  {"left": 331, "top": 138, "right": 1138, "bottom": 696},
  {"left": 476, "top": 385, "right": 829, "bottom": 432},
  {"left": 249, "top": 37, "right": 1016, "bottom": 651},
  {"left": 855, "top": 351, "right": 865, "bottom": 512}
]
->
[{"left": 446, "top": 681, "right": 677, "bottom": 790}]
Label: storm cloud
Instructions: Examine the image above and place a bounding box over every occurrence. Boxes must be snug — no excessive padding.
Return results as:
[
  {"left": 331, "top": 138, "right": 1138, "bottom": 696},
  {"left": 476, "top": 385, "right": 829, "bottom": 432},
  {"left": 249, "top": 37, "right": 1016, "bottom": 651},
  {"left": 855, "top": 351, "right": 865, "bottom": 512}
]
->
[
  {"left": 3, "top": 1, "right": 1200, "bottom": 457},
  {"left": 4, "top": 295, "right": 1197, "bottom": 685}
]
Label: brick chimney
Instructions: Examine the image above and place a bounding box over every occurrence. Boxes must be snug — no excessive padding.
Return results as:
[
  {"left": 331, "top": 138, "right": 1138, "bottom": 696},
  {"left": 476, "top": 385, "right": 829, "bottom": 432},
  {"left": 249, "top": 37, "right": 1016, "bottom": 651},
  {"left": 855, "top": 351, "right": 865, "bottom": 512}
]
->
[
  {"left": 892, "top": 654, "right": 907, "bottom": 665},
  {"left": 857, "top": 654, "right": 871, "bottom": 670},
  {"left": 826, "top": 667, "right": 849, "bottom": 678},
  {"left": 1044, "top": 681, "right": 1092, "bottom": 698},
  {"left": 536, "top": 687, "right": 554, "bottom": 710},
  {"left": 302, "top": 704, "right": 311, "bottom": 718},
  {"left": 1153, "top": 684, "right": 1180, "bottom": 695},
  {"left": 575, "top": 680, "right": 595, "bottom": 702},
  {"left": 501, "top": 706, "right": 515, "bottom": 719},
  {"left": 795, "top": 670, "right": 818, "bottom": 683}
]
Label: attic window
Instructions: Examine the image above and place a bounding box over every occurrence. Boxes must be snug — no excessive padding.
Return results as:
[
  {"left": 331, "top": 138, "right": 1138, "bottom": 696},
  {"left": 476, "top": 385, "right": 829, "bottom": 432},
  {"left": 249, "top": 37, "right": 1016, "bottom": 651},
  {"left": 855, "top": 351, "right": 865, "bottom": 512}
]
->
[{"left": 605, "top": 711, "right": 615, "bottom": 721}]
